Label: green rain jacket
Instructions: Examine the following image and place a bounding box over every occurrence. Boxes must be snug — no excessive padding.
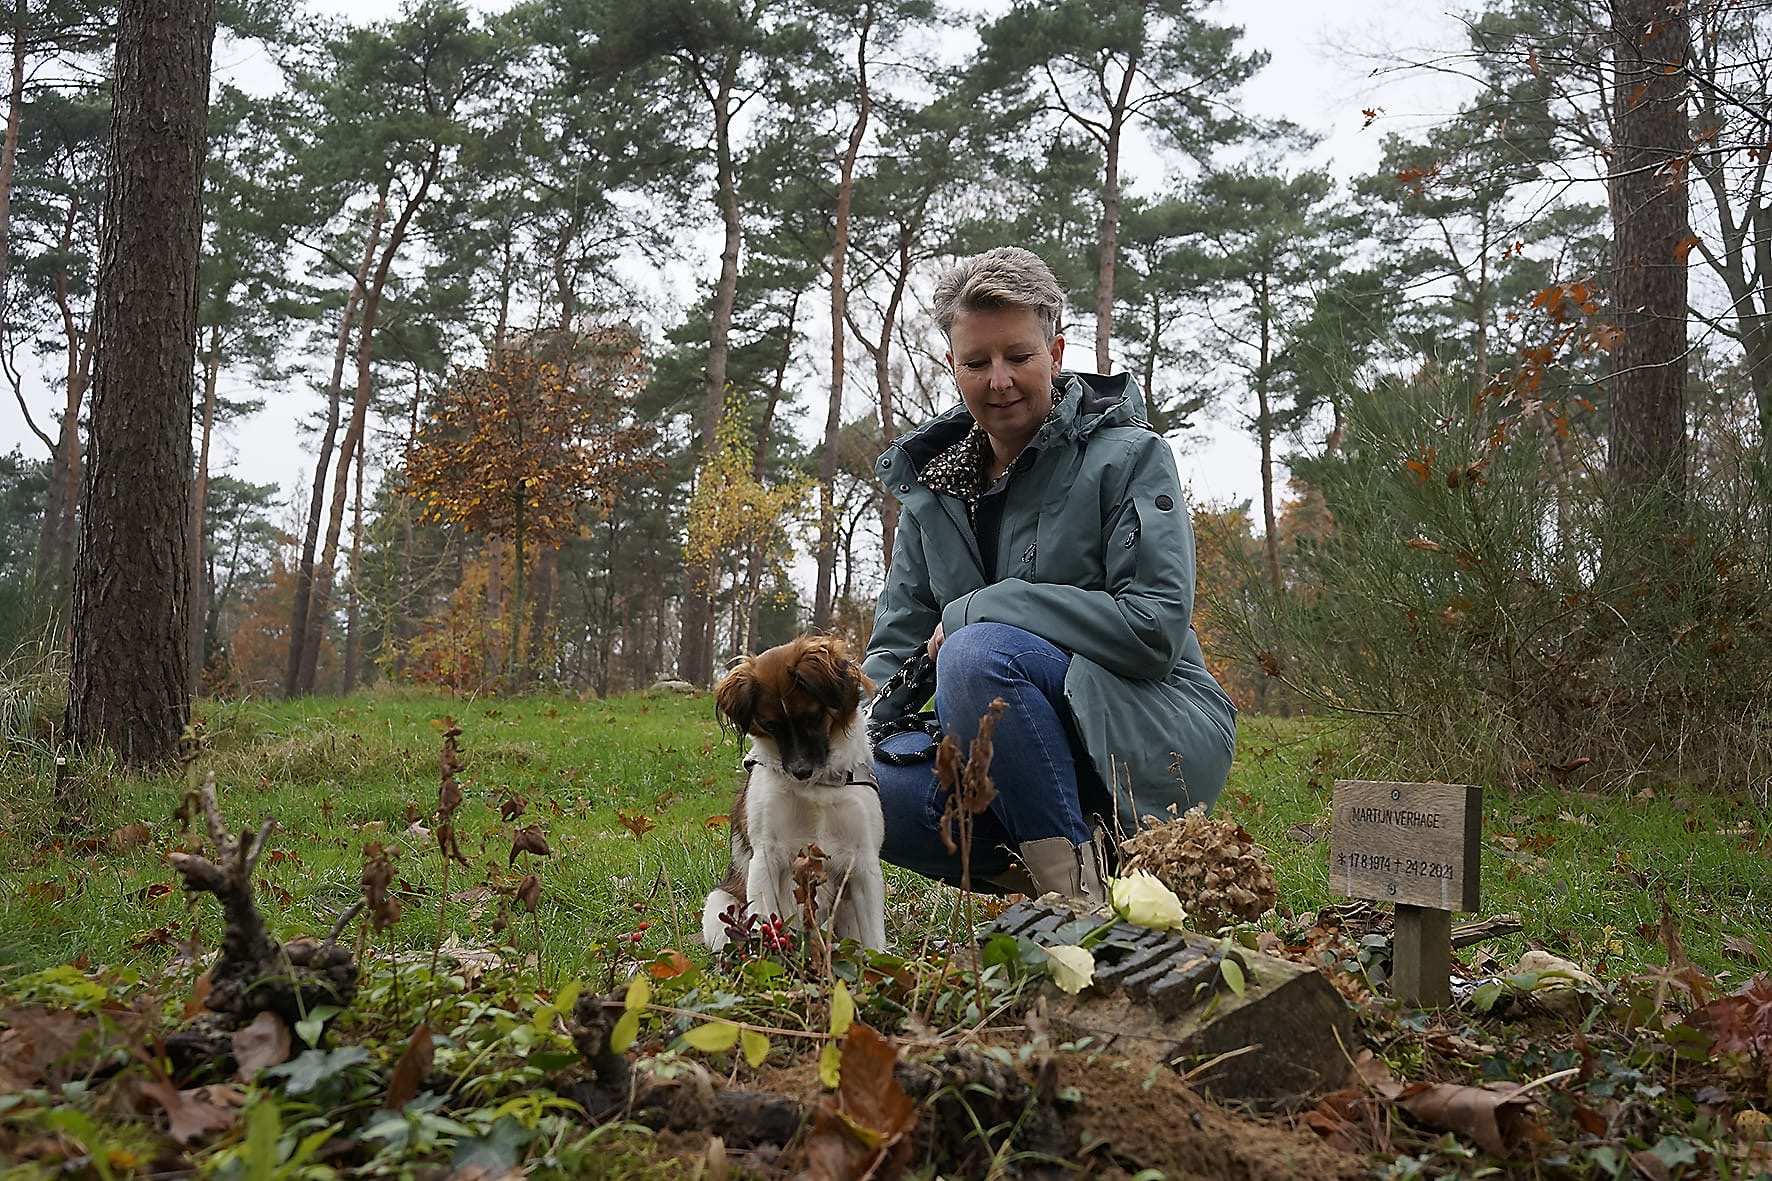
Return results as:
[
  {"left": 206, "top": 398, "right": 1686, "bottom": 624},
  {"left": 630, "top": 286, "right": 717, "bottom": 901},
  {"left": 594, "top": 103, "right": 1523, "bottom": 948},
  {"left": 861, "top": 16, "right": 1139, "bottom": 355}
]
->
[{"left": 864, "top": 369, "right": 1237, "bottom": 828}]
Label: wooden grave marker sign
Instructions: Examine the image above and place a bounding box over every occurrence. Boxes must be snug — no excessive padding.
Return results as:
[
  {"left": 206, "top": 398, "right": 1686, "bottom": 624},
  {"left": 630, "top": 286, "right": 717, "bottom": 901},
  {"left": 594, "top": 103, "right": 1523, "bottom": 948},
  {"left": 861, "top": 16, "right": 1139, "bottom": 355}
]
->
[{"left": 1329, "top": 780, "right": 1482, "bottom": 1008}]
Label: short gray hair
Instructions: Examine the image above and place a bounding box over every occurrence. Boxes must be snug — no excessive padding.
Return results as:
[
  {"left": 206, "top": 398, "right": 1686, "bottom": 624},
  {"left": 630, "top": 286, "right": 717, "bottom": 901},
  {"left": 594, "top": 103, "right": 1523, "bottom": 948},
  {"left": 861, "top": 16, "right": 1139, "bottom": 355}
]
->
[{"left": 932, "top": 247, "right": 1063, "bottom": 343}]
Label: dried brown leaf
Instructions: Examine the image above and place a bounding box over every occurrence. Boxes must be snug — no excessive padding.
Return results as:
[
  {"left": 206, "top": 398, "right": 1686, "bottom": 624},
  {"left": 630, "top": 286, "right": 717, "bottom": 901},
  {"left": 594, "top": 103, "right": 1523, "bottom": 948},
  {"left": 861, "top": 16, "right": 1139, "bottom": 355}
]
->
[
  {"left": 515, "top": 874, "right": 541, "bottom": 913},
  {"left": 139, "top": 1079, "right": 243, "bottom": 1145},
  {"left": 231, "top": 1011, "right": 291, "bottom": 1080},
  {"left": 1722, "top": 934, "right": 1762, "bottom": 965},
  {"left": 361, "top": 842, "right": 401, "bottom": 931},
  {"left": 1378, "top": 1080, "right": 1537, "bottom": 1158},
  {"left": 509, "top": 825, "right": 552, "bottom": 865},
  {"left": 1656, "top": 892, "right": 1714, "bottom": 1003},
  {"left": 385, "top": 1023, "right": 434, "bottom": 1110},
  {"left": 103, "top": 823, "right": 153, "bottom": 854},
  {"left": 793, "top": 1023, "right": 916, "bottom": 1180},
  {"left": 0, "top": 1007, "right": 102, "bottom": 1087}
]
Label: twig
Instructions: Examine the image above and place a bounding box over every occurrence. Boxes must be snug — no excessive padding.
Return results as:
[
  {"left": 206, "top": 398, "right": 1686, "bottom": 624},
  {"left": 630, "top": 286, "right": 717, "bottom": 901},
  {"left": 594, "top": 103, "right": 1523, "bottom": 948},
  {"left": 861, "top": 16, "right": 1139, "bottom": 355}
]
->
[
  {"left": 601, "top": 1000, "right": 835, "bottom": 1042},
  {"left": 327, "top": 900, "right": 367, "bottom": 946},
  {"left": 1504, "top": 1066, "right": 1580, "bottom": 1101},
  {"left": 1175, "top": 1042, "right": 1260, "bottom": 1084}
]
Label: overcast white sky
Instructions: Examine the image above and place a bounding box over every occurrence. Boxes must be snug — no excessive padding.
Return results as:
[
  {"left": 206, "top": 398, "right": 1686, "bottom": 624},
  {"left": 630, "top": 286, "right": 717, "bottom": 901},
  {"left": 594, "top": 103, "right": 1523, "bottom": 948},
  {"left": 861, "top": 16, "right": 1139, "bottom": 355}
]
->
[{"left": 3, "top": 1, "right": 1473, "bottom": 526}]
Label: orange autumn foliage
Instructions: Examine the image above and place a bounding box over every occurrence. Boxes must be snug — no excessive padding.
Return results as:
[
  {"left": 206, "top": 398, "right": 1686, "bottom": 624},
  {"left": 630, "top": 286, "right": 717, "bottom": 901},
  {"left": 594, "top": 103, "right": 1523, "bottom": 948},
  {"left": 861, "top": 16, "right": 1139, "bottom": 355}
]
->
[{"left": 404, "top": 329, "right": 657, "bottom": 546}]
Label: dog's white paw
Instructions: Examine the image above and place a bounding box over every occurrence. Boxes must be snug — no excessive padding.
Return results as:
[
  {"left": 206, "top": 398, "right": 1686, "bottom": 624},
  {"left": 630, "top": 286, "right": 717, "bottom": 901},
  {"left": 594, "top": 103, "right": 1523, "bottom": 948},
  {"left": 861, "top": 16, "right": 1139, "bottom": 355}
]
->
[{"left": 701, "top": 887, "right": 742, "bottom": 951}]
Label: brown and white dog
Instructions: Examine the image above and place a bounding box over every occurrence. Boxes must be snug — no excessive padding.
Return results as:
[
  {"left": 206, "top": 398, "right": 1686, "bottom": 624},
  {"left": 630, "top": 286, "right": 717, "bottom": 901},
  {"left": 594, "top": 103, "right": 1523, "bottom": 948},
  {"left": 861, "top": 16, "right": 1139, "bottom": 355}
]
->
[{"left": 701, "top": 635, "right": 887, "bottom": 952}]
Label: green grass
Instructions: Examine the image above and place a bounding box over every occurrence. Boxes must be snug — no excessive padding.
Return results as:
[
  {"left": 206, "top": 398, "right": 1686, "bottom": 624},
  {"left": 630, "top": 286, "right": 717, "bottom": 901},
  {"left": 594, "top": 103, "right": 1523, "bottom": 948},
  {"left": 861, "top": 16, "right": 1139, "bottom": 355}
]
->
[
  {"left": 1225, "top": 714, "right": 1770, "bottom": 981},
  {"left": 0, "top": 687, "right": 971, "bottom": 981},
  {"left": 3, "top": 691, "right": 1769, "bottom": 1181},
  {"left": 1, "top": 692, "right": 1765, "bottom": 982}
]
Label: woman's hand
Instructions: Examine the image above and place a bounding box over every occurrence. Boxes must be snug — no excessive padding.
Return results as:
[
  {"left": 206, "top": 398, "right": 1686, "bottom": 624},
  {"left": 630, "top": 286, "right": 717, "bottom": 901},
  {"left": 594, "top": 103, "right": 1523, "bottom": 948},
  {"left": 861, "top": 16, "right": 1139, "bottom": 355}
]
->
[{"left": 926, "top": 622, "right": 945, "bottom": 661}]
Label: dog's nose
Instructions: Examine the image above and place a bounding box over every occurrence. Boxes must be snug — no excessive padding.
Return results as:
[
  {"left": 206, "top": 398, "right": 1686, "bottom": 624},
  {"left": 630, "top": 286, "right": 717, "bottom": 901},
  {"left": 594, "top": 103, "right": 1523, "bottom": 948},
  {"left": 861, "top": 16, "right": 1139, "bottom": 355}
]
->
[{"left": 786, "top": 761, "right": 818, "bottom": 781}]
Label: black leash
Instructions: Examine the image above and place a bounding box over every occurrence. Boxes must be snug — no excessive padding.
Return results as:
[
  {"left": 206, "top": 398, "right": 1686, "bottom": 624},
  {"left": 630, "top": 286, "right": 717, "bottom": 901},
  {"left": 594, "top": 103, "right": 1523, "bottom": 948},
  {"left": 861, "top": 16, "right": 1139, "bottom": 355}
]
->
[{"left": 867, "top": 649, "right": 943, "bottom": 766}]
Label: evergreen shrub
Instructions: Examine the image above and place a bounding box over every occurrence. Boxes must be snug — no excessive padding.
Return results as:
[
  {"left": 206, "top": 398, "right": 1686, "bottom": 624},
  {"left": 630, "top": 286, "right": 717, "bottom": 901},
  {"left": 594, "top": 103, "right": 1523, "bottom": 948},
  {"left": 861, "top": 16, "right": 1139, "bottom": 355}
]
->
[{"left": 1235, "top": 373, "right": 1772, "bottom": 794}]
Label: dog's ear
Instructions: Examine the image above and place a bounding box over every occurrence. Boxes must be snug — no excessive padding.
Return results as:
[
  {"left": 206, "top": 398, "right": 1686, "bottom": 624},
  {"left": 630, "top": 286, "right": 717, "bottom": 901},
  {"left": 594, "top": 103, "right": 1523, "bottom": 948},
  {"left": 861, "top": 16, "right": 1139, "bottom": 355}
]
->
[
  {"left": 793, "top": 637, "right": 866, "bottom": 715},
  {"left": 715, "top": 659, "right": 760, "bottom": 734}
]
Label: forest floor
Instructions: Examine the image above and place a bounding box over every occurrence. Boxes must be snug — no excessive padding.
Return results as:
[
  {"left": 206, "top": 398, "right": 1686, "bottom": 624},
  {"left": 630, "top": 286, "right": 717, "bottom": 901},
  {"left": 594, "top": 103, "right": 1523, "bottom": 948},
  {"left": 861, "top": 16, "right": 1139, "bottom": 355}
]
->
[{"left": 0, "top": 689, "right": 1768, "bottom": 1178}]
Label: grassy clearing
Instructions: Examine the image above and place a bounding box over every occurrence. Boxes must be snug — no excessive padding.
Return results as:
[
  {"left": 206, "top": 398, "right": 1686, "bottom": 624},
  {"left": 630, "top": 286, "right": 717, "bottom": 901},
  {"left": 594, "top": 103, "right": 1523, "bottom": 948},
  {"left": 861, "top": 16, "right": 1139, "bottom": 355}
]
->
[
  {"left": 2, "top": 690, "right": 1770, "bottom": 1180},
  {"left": 2, "top": 693, "right": 1765, "bottom": 983},
  {"left": 0, "top": 688, "right": 970, "bottom": 984}
]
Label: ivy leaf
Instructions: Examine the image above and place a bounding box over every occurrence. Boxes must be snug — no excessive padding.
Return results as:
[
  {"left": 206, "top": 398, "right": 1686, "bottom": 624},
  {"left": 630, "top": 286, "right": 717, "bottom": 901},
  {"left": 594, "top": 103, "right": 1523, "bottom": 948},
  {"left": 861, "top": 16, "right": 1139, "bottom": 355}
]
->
[
  {"left": 294, "top": 1004, "right": 343, "bottom": 1049},
  {"left": 681, "top": 1020, "right": 740, "bottom": 1053},
  {"left": 264, "top": 1046, "right": 370, "bottom": 1095}
]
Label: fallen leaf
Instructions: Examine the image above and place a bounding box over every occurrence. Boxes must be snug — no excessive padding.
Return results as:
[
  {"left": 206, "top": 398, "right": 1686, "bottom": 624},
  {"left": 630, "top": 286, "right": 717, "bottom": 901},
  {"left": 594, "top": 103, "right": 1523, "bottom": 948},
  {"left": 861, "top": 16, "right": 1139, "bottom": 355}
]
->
[
  {"left": 648, "top": 949, "right": 693, "bottom": 979},
  {"left": 1288, "top": 823, "right": 1324, "bottom": 844},
  {"left": 232, "top": 1011, "right": 291, "bottom": 1080},
  {"left": 1388, "top": 1081, "right": 1537, "bottom": 1158},
  {"left": 1629, "top": 1148, "right": 1674, "bottom": 1181},
  {"left": 384, "top": 1023, "right": 433, "bottom": 1110},
  {"left": 0, "top": 1007, "right": 102, "bottom": 1087},
  {"left": 103, "top": 823, "right": 153, "bottom": 854},
  {"left": 183, "top": 970, "right": 214, "bottom": 1020},
  {"left": 617, "top": 810, "right": 656, "bottom": 840},
  {"left": 1655, "top": 892, "right": 1713, "bottom": 1003},
  {"left": 138, "top": 1079, "right": 243, "bottom": 1145},
  {"left": 1722, "top": 935, "right": 1761, "bottom": 965},
  {"left": 794, "top": 1023, "right": 916, "bottom": 1180}
]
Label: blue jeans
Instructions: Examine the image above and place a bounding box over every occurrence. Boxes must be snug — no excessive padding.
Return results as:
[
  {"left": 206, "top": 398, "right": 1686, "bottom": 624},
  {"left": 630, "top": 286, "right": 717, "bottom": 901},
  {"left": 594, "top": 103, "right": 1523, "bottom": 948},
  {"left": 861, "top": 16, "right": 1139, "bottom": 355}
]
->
[{"left": 874, "top": 623, "right": 1099, "bottom": 888}]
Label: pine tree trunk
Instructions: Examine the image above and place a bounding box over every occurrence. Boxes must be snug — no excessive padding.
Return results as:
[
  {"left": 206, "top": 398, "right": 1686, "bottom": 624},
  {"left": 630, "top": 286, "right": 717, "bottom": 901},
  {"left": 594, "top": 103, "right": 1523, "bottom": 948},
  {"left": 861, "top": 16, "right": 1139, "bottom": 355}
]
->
[
  {"left": 189, "top": 330, "right": 221, "bottom": 690},
  {"left": 299, "top": 144, "right": 440, "bottom": 694},
  {"left": 678, "top": 59, "right": 741, "bottom": 687},
  {"left": 65, "top": 0, "right": 215, "bottom": 765},
  {"left": 872, "top": 230, "right": 912, "bottom": 567},
  {"left": 814, "top": 2, "right": 873, "bottom": 630},
  {"left": 1094, "top": 63, "right": 1136, "bottom": 373},
  {"left": 1256, "top": 270, "right": 1281, "bottom": 590},
  {"left": 343, "top": 437, "right": 363, "bottom": 693},
  {"left": 0, "top": 0, "right": 27, "bottom": 279},
  {"left": 35, "top": 205, "right": 93, "bottom": 599},
  {"left": 286, "top": 182, "right": 384, "bottom": 696},
  {"left": 486, "top": 534, "right": 504, "bottom": 679},
  {"left": 1608, "top": 0, "right": 1689, "bottom": 494}
]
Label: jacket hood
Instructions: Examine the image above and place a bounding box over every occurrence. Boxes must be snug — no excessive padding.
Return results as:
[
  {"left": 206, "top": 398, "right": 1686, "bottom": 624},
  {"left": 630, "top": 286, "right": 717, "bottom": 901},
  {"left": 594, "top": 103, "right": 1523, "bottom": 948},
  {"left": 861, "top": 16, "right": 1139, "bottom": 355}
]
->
[{"left": 878, "top": 370, "right": 1150, "bottom": 491}]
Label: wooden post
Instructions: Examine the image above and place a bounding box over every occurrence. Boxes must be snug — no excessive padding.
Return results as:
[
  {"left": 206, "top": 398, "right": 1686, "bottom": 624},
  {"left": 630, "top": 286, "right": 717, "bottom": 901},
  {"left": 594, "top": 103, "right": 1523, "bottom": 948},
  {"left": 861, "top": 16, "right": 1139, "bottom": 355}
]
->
[
  {"left": 1330, "top": 780, "right": 1483, "bottom": 1010},
  {"left": 52, "top": 755, "right": 71, "bottom": 821},
  {"left": 1392, "top": 904, "right": 1454, "bottom": 1008}
]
